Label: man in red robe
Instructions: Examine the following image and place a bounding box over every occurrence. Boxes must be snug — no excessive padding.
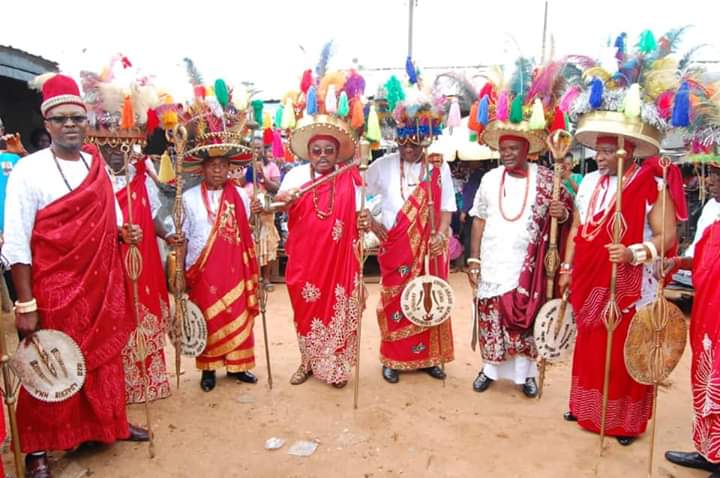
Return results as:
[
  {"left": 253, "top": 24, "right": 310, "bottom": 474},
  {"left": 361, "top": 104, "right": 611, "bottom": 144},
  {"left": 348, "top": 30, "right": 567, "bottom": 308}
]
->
[
  {"left": 665, "top": 164, "right": 720, "bottom": 475},
  {"left": 3, "top": 74, "right": 148, "bottom": 477},
  {"left": 100, "top": 146, "right": 171, "bottom": 403},
  {"left": 274, "top": 124, "right": 361, "bottom": 389},
  {"left": 179, "top": 152, "right": 259, "bottom": 392},
  {"left": 559, "top": 135, "right": 686, "bottom": 446}
]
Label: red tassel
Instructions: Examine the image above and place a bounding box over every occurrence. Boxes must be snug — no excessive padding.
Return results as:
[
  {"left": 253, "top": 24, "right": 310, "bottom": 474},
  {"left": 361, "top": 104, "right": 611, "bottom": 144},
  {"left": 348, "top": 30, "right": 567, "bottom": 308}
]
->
[
  {"left": 263, "top": 127, "right": 273, "bottom": 146},
  {"left": 194, "top": 85, "right": 206, "bottom": 99},
  {"left": 146, "top": 108, "right": 159, "bottom": 134},
  {"left": 478, "top": 83, "right": 496, "bottom": 103},
  {"left": 121, "top": 56, "right": 132, "bottom": 69},
  {"left": 468, "top": 102, "right": 481, "bottom": 132},
  {"left": 350, "top": 99, "right": 365, "bottom": 129},
  {"left": 300, "top": 69, "right": 313, "bottom": 94},
  {"left": 657, "top": 90, "right": 674, "bottom": 119},
  {"left": 549, "top": 107, "right": 565, "bottom": 132}
]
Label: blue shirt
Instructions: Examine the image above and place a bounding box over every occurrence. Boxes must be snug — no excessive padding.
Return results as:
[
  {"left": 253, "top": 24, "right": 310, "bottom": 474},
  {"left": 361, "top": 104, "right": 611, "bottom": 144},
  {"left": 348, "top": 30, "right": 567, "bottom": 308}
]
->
[{"left": 0, "top": 152, "right": 21, "bottom": 232}]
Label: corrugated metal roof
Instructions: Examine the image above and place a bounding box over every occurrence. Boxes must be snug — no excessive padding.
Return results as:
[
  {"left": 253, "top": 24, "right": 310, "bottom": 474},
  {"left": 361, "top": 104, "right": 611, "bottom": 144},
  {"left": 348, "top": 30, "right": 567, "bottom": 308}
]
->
[{"left": 0, "top": 45, "right": 58, "bottom": 82}]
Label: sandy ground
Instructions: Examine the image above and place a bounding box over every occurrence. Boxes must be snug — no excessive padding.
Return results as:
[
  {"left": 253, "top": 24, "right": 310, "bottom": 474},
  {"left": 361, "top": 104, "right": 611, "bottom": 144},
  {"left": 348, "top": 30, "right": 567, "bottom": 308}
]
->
[{"left": 1, "top": 273, "right": 708, "bottom": 478}]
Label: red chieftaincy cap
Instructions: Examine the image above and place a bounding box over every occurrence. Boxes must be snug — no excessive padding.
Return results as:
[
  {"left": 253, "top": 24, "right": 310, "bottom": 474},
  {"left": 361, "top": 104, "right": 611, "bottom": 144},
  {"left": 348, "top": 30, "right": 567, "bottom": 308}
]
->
[{"left": 39, "top": 74, "right": 86, "bottom": 117}]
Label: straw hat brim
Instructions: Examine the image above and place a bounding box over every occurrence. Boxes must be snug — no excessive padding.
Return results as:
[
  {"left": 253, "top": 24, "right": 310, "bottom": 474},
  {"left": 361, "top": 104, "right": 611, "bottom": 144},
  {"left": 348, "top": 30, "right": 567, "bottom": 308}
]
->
[
  {"left": 575, "top": 111, "right": 661, "bottom": 158},
  {"left": 481, "top": 120, "right": 547, "bottom": 155},
  {"left": 289, "top": 114, "right": 357, "bottom": 161}
]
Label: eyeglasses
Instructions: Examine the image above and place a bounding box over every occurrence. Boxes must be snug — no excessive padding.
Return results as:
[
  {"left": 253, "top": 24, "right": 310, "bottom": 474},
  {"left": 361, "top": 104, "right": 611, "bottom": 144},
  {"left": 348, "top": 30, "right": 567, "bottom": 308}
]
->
[
  {"left": 309, "top": 146, "right": 337, "bottom": 157},
  {"left": 46, "top": 115, "right": 88, "bottom": 126}
]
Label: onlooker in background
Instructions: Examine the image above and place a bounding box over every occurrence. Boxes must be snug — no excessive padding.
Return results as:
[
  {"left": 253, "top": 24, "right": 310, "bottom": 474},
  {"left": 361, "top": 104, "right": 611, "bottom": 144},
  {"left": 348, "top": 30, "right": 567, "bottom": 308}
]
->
[
  {"left": 0, "top": 117, "right": 25, "bottom": 301},
  {"left": 460, "top": 160, "right": 486, "bottom": 269},
  {"left": 29, "top": 127, "right": 51, "bottom": 152},
  {"left": 562, "top": 153, "right": 584, "bottom": 198}
]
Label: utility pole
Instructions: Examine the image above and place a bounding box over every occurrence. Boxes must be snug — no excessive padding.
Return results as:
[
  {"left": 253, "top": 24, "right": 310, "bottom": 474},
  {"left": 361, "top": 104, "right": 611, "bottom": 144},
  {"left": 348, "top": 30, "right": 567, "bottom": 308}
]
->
[{"left": 408, "top": 0, "right": 415, "bottom": 58}]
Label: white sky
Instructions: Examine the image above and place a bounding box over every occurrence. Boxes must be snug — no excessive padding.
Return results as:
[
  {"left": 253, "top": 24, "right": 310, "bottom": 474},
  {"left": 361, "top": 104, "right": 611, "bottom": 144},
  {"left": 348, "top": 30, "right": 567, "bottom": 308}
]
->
[{"left": 3, "top": 0, "right": 719, "bottom": 101}]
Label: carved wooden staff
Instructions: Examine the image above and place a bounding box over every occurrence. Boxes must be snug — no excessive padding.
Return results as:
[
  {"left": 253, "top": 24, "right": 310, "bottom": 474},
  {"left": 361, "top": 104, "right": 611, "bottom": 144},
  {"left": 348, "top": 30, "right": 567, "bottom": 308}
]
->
[
  {"left": 599, "top": 137, "right": 628, "bottom": 453},
  {"left": 537, "top": 130, "right": 572, "bottom": 399},
  {"left": 424, "top": 150, "right": 446, "bottom": 386},
  {"left": 0, "top": 264, "right": 24, "bottom": 476},
  {"left": 121, "top": 142, "right": 155, "bottom": 458},
  {"left": 167, "top": 126, "right": 188, "bottom": 389},
  {"left": 251, "top": 147, "right": 273, "bottom": 390},
  {"left": 353, "top": 142, "right": 370, "bottom": 409}
]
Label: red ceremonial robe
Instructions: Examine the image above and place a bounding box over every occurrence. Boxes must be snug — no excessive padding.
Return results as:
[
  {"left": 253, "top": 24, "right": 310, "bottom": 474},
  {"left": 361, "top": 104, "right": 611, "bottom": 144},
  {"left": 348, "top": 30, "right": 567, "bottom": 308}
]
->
[
  {"left": 116, "top": 160, "right": 170, "bottom": 403},
  {"left": 690, "top": 219, "right": 720, "bottom": 462},
  {"left": 285, "top": 168, "right": 361, "bottom": 385},
  {"left": 569, "top": 158, "right": 686, "bottom": 437},
  {"left": 186, "top": 182, "right": 259, "bottom": 372},
  {"left": 377, "top": 168, "right": 454, "bottom": 370},
  {"left": 18, "top": 146, "right": 134, "bottom": 452}
]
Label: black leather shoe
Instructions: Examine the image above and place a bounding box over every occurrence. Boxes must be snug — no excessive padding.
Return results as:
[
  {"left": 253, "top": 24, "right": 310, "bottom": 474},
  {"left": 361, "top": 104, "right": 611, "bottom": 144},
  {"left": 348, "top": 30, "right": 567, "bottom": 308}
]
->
[
  {"left": 421, "top": 366, "right": 446, "bottom": 380},
  {"left": 200, "top": 370, "right": 216, "bottom": 392},
  {"left": 25, "top": 452, "right": 51, "bottom": 478},
  {"left": 665, "top": 451, "right": 720, "bottom": 472},
  {"left": 228, "top": 371, "right": 258, "bottom": 384},
  {"left": 472, "top": 372, "right": 493, "bottom": 392},
  {"left": 382, "top": 366, "right": 399, "bottom": 384},
  {"left": 124, "top": 424, "right": 150, "bottom": 442},
  {"left": 563, "top": 411, "right": 578, "bottom": 422},
  {"left": 616, "top": 436, "right": 636, "bottom": 446},
  {"left": 522, "top": 378, "right": 538, "bottom": 398}
]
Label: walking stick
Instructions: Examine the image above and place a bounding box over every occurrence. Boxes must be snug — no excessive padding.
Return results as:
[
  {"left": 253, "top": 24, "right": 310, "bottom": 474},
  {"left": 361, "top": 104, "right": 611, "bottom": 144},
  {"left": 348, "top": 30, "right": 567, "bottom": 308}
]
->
[
  {"left": 251, "top": 149, "right": 273, "bottom": 390},
  {"left": 353, "top": 142, "right": 370, "bottom": 409},
  {"left": 537, "top": 130, "right": 572, "bottom": 399},
  {"left": 423, "top": 151, "right": 446, "bottom": 387},
  {"left": 599, "top": 137, "right": 628, "bottom": 454},
  {"left": 121, "top": 142, "right": 155, "bottom": 458},
  {"left": 167, "top": 126, "right": 188, "bottom": 390},
  {"left": 0, "top": 262, "right": 24, "bottom": 477}
]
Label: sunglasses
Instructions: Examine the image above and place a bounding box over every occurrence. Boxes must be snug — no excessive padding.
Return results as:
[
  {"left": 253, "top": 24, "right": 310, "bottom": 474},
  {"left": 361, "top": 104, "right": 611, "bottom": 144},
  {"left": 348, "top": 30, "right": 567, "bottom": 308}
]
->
[
  {"left": 46, "top": 115, "right": 88, "bottom": 125},
  {"left": 309, "top": 146, "right": 337, "bottom": 156}
]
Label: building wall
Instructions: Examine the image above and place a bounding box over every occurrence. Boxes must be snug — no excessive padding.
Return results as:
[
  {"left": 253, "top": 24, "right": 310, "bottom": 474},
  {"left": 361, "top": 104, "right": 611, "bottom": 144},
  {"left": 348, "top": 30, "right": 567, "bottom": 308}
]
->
[{"left": 0, "top": 76, "right": 44, "bottom": 150}]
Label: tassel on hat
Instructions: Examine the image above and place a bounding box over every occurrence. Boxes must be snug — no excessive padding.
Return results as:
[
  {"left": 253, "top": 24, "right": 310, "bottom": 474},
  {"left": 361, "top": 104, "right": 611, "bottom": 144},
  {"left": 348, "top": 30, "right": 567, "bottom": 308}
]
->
[
  {"left": 497, "top": 91, "right": 509, "bottom": 122},
  {"left": 300, "top": 69, "right": 313, "bottom": 94},
  {"left": 158, "top": 151, "right": 175, "bottom": 183},
  {"left": 623, "top": 83, "right": 641, "bottom": 118},
  {"left": 274, "top": 106, "right": 283, "bottom": 128},
  {"left": 509, "top": 95, "right": 524, "bottom": 123},
  {"left": 638, "top": 29, "right": 657, "bottom": 54},
  {"left": 549, "top": 107, "right": 566, "bottom": 132},
  {"left": 656, "top": 90, "right": 674, "bottom": 119},
  {"left": 528, "top": 98, "right": 545, "bottom": 129},
  {"left": 306, "top": 86, "right": 318, "bottom": 115},
  {"left": 478, "top": 95, "right": 489, "bottom": 126},
  {"left": 325, "top": 85, "right": 337, "bottom": 114},
  {"left": 337, "top": 91, "right": 350, "bottom": 118},
  {"left": 350, "top": 98, "right": 364, "bottom": 129},
  {"left": 272, "top": 129, "right": 284, "bottom": 158},
  {"left": 366, "top": 104, "right": 381, "bottom": 142},
  {"left": 671, "top": 81, "right": 690, "bottom": 127},
  {"left": 263, "top": 127, "right": 273, "bottom": 146},
  {"left": 214, "top": 79, "right": 229, "bottom": 108},
  {"left": 251, "top": 99, "right": 264, "bottom": 125},
  {"left": 589, "top": 78, "right": 604, "bottom": 108},
  {"left": 447, "top": 98, "right": 461, "bottom": 129},
  {"left": 262, "top": 112, "right": 272, "bottom": 129},
  {"left": 120, "top": 95, "right": 135, "bottom": 129},
  {"left": 281, "top": 99, "right": 295, "bottom": 129},
  {"left": 467, "top": 102, "right": 481, "bottom": 132},
  {"left": 146, "top": 108, "right": 159, "bottom": 135}
]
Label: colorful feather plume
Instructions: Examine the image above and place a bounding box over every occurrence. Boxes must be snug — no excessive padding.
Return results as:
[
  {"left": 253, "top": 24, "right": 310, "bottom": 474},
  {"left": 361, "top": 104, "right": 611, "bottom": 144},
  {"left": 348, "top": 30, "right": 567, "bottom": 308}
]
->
[
  {"left": 343, "top": 70, "right": 366, "bottom": 99},
  {"left": 510, "top": 57, "right": 533, "bottom": 98}
]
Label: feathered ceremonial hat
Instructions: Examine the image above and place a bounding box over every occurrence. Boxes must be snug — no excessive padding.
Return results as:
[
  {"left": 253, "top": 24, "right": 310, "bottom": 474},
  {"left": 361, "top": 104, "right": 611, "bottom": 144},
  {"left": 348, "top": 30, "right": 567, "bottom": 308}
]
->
[
  {"left": 473, "top": 57, "right": 580, "bottom": 155},
  {"left": 178, "top": 58, "right": 253, "bottom": 172},
  {"left": 569, "top": 27, "right": 704, "bottom": 158},
  {"left": 79, "top": 54, "right": 166, "bottom": 144},
  {"left": 286, "top": 42, "right": 363, "bottom": 162}
]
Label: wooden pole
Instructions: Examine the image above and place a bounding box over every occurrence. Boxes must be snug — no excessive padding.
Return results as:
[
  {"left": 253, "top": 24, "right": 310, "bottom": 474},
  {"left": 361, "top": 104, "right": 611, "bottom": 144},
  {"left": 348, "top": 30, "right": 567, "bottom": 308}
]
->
[{"left": 353, "top": 142, "right": 369, "bottom": 409}]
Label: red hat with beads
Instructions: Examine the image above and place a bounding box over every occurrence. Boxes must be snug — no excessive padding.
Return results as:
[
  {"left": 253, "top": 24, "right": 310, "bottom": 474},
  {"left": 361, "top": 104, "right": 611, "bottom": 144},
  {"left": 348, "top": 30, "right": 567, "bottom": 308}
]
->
[{"left": 31, "top": 74, "right": 86, "bottom": 117}]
